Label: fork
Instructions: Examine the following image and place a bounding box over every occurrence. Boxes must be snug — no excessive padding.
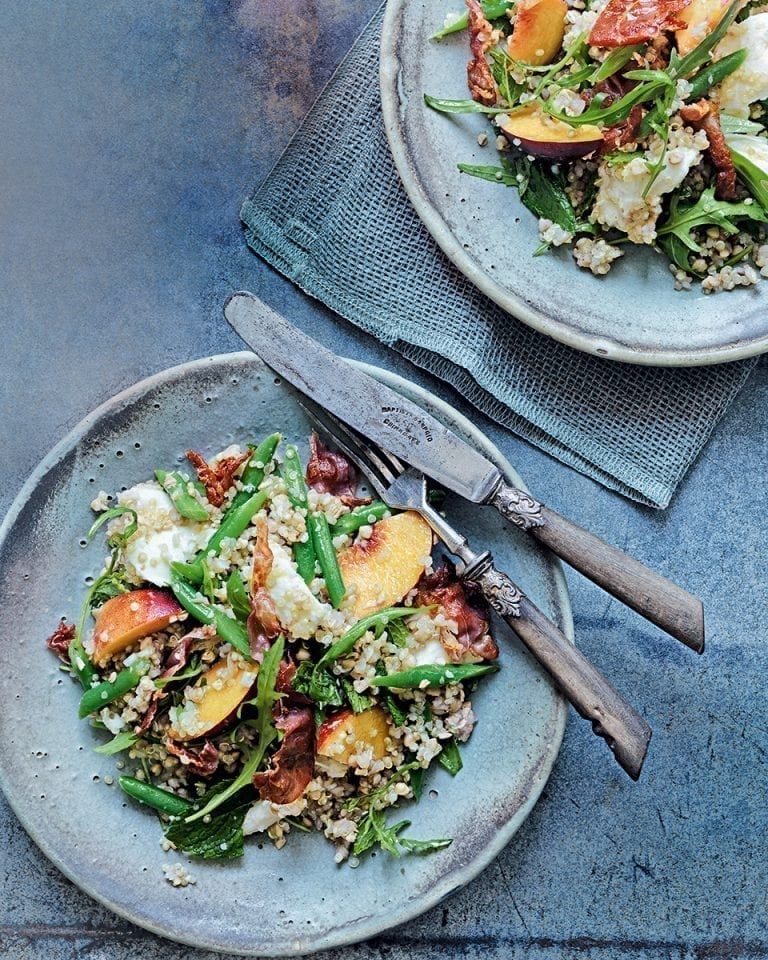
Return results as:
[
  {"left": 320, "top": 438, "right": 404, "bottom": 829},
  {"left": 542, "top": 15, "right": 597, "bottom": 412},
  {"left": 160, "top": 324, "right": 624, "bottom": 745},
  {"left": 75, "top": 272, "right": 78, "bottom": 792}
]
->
[{"left": 300, "top": 399, "right": 652, "bottom": 781}]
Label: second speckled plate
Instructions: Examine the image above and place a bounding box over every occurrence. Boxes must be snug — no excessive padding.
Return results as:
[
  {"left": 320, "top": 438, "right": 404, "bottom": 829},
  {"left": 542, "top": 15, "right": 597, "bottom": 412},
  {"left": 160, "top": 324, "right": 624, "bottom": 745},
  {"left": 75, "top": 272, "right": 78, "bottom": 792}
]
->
[{"left": 380, "top": 0, "right": 768, "bottom": 365}]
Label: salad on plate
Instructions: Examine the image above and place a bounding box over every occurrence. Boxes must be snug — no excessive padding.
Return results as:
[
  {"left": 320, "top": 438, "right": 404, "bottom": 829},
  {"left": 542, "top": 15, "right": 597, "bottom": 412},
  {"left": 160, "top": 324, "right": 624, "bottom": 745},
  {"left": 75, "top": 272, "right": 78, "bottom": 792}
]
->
[
  {"left": 45, "top": 431, "right": 499, "bottom": 874},
  {"left": 428, "top": 0, "right": 768, "bottom": 291}
]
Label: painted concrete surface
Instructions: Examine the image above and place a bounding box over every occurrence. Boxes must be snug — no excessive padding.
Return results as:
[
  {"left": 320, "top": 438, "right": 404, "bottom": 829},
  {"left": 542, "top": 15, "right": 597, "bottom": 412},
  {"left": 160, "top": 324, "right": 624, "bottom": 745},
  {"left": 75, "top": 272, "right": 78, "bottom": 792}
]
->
[{"left": 1, "top": 1, "right": 767, "bottom": 958}]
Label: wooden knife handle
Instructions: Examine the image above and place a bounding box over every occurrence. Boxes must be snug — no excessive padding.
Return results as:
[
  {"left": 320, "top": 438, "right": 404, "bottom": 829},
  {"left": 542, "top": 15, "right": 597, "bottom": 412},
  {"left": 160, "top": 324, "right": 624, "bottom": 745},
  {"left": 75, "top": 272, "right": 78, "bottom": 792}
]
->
[
  {"left": 465, "top": 554, "right": 652, "bottom": 781},
  {"left": 490, "top": 483, "right": 705, "bottom": 654}
]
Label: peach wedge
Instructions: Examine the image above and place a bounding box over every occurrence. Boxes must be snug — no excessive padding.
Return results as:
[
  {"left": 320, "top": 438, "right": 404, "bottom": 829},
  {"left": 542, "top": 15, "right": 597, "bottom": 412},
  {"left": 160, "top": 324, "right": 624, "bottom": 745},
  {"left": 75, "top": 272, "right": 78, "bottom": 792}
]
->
[
  {"left": 316, "top": 706, "right": 391, "bottom": 765},
  {"left": 676, "top": 0, "right": 731, "bottom": 55},
  {"left": 167, "top": 657, "right": 259, "bottom": 741},
  {"left": 507, "top": 0, "right": 567, "bottom": 66},
  {"left": 91, "top": 588, "right": 185, "bottom": 666},
  {"left": 501, "top": 104, "right": 603, "bottom": 159},
  {"left": 337, "top": 512, "right": 433, "bottom": 618}
]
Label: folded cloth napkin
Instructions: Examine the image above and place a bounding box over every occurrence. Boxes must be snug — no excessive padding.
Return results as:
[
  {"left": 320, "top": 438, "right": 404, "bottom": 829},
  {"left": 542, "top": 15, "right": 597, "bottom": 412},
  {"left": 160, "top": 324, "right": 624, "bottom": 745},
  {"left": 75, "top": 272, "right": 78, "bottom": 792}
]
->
[{"left": 241, "top": 4, "right": 756, "bottom": 509}]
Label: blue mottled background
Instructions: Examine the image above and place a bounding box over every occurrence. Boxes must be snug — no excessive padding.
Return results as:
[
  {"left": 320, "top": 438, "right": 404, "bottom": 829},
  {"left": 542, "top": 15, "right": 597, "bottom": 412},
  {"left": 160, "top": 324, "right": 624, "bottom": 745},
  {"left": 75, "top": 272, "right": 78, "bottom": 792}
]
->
[{"left": 1, "top": 2, "right": 767, "bottom": 958}]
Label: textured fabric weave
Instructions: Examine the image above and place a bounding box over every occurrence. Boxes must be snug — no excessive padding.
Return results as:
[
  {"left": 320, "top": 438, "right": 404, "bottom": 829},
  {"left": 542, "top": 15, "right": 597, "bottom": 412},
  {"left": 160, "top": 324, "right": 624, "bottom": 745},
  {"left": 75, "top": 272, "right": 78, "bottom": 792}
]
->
[{"left": 241, "top": 5, "right": 755, "bottom": 509}]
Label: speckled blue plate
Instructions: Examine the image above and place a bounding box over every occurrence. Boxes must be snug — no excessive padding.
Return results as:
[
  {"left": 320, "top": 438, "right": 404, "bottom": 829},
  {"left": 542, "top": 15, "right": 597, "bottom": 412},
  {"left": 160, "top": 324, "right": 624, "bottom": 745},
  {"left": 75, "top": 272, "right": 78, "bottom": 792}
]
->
[
  {"left": 0, "top": 352, "right": 569, "bottom": 955},
  {"left": 380, "top": 0, "right": 768, "bottom": 366}
]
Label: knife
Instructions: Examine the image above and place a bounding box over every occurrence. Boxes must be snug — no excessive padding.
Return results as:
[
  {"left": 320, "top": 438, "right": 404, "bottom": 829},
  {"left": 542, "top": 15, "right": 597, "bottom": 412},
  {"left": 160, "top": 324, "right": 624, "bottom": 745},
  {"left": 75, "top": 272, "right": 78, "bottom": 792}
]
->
[{"left": 224, "top": 291, "right": 704, "bottom": 654}]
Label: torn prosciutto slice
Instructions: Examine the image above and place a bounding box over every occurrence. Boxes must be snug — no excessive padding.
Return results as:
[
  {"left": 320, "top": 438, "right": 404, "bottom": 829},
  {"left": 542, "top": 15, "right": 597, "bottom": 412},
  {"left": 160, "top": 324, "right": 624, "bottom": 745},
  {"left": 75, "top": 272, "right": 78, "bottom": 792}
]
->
[
  {"left": 252, "top": 705, "right": 315, "bottom": 804},
  {"left": 589, "top": 0, "right": 692, "bottom": 47},
  {"left": 416, "top": 565, "right": 498, "bottom": 662}
]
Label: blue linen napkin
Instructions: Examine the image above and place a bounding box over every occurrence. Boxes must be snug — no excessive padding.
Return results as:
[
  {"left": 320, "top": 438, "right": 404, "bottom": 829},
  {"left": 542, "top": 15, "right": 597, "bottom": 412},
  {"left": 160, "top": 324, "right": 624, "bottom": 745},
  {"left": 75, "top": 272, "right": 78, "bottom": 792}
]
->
[{"left": 241, "top": 5, "right": 756, "bottom": 508}]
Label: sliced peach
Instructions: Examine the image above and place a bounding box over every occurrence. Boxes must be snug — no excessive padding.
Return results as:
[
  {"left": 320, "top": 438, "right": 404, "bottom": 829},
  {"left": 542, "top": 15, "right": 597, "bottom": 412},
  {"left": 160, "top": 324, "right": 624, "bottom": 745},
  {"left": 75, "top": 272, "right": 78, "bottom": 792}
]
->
[
  {"left": 91, "top": 589, "right": 185, "bottom": 666},
  {"left": 337, "top": 512, "right": 433, "bottom": 618},
  {"left": 676, "top": 0, "right": 731, "bottom": 55},
  {"left": 167, "top": 657, "right": 258, "bottom": 741},
  {"left": 507, "top": 0, "right": 567, "bottom": 66},
  {"left": 501, "top": 104, "right": 603, "bottom": 159},
  {"left": 316, "top": 706, "right": 391, "bottom": 765}
]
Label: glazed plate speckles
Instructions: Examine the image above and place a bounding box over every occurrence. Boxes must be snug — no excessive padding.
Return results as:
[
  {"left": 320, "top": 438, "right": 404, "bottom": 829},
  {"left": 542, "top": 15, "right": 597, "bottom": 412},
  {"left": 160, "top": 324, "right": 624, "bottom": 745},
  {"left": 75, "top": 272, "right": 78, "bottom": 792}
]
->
[
  {"left": 380, "top": 0, "right": 768, "bottom": 366},
  {"left": 0, "top": 352, "right": 568, "bottom": 955}
]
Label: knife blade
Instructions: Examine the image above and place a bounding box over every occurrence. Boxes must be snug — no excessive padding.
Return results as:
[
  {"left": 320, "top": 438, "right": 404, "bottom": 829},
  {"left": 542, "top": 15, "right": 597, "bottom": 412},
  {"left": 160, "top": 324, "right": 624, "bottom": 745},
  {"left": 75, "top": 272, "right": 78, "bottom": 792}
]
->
[{"left": 224, "top": 291, "right": 704, "bottom": 653}]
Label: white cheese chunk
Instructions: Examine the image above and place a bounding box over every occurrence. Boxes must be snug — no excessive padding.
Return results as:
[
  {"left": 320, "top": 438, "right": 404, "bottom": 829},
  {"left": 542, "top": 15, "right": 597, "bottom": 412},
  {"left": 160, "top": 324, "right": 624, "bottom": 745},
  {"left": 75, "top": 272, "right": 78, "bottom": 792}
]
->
[
  {"left": 116, "top": 482, "right": 209, "bottom": 587},
  {"left": 592, "top": 132, "right": 704, "bottom": 244},
  {"left": 410, "top": 637, "right": 448, "bottom": 667},
  {"left": 242, "top": 798, "right": 307, "bottom": 835},
  {"left": 716, "top": 13, "right": 768, "bottom": 118},
  {"left": 266, "top": 541, "right": 330, "bottom": 639}
]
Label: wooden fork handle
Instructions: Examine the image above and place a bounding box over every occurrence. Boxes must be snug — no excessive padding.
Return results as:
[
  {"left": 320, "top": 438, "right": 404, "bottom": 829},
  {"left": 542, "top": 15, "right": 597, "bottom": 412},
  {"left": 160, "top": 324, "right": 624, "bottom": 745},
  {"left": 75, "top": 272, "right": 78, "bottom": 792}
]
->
[
  {"left": 465, "top": 554, "right": 652, "bottom": 780},
  {"left": 489, "top": 483, "right": 705, "bottom": 654}
]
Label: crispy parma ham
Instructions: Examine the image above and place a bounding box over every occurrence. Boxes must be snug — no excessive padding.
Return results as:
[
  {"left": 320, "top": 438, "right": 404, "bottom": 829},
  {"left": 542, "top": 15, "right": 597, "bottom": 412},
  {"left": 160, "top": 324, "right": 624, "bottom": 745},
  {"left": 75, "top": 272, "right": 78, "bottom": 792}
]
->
[
  {"left": 589, "top": 0, "right": 692, "bottom": 47},
  {"left": 416, "top": 564, "right": 498, "bottom": 662},
  {"left": 46, "top": 621, "right": 75, "bottom": 660},
  {"left": 252, "top": 704, "right": 315, "bottom": 804},
  {"left": 166, "top": 740, "right": 220, "bottom": 777},
  {"left": 186, "top": 448, "right": 249, "bottom": 507}
]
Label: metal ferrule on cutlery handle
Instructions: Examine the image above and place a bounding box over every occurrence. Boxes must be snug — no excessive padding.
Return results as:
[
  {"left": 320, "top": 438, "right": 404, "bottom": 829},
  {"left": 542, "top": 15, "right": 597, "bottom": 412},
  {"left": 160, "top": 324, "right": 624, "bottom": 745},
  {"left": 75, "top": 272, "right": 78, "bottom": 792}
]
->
[
  {"left": 489, "top": 481, "right": 705, "bottom": 654},
  {"left": 464, "top": 553, "right": 652, "bottom": 781}
]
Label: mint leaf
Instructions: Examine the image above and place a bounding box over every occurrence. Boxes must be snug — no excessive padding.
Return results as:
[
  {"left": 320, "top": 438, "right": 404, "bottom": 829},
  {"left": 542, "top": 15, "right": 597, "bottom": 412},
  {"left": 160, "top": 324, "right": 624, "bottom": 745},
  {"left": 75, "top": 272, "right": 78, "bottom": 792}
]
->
[
  {"left": 93, "top": 730, "right": 138, "bottom": 755},
  {"left": 164, "top": 782, "right": 249, "bottom": 860},
  {"left": 438, "top": 737, "right": 463, "bottom": 776}
]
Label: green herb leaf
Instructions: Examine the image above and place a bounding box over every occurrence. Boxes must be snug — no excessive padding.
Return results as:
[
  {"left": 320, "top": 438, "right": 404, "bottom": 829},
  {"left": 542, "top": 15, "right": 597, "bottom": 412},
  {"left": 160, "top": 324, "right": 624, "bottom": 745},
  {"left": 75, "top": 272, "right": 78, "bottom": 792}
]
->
[
  {"left": 93, "top": 730, "right": 138, "bottom": 755},
  {"left": 386, "top": 618, "right": 410, "bottom": 648},
  {"left": 340, "top": 677, "right": 374, "bottom": 714},
  {"left": 657, "top": 187, "right": 768, "bottom": 271},
  {"left": 590, "top": 44, "right": 643, "bottom": 83},
  {"left": 397, "top": 836, "right": 454, "bottom": 854},
  {"left": 164, "top": 782, "right": 250, "bottom": 859},
  {"left": 383, "top": 692, "right": 409, "bottom": 727},
  {"left": 438, "top": 737, "right": 463, "bottom": 776},
  {"left": 424, "top": 94, "right": 509, "bottom": 115},
  {"left": 292, "top": 661, "right": 344, "bottom": 709}
]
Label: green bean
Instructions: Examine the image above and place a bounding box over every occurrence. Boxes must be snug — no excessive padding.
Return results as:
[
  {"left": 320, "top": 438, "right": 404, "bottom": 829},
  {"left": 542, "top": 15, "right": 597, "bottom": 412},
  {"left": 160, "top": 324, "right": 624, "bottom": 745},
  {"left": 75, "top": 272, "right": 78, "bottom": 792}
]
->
[
  {"left": 281, "top": 445, "right": 317, "bottom": 584},
  {"left": 330, "top": 501, "right": 390, "bottom": 537},
  {"left": 155, "top": 469, "right": 209, "bottom": 522},
  {"left": 431, "top": 0, "right": 512, "bottom": 38},
  {"left": 318, "top": 607, "right": 427, "bottom": 667},
  {"left": 371, "top": 663, "right": 498, "bottom": 690},
  {"left": 438, "top": 737, "right": 463, "bottom": 776},
  {"left": 118, "top": 776, "right": 192, "bottom": 817},
  {"left": 230, "top": 433, "right": 281, "bottom": 510},
  {"left": 687, "top": 48, "right": 747, "bottom": 100},
  {"left": 170, "top": 576, "right": 252, "bottom": 660},
  {"left": 226, "top": 569, "right": 251, "bottom": 621},
  {"left": 78, "top": 659, "right": 150, "bottom": 718},
  {"left": 308, "top": 512, "right": 345, "bottom": 608},
  {"left": 176, "top": 488, "right": 270, "bottom": 585}
]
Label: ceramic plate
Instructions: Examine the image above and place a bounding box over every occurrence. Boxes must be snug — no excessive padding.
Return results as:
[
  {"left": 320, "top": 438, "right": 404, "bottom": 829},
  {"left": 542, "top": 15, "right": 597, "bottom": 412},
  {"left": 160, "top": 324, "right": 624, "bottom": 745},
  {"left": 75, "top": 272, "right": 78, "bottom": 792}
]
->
[
  {"left": 380, "top": 0, "right": 768, "bottom": 366},
  {"left": 0, "top": 352, "right": 569, "bottom": 955}
]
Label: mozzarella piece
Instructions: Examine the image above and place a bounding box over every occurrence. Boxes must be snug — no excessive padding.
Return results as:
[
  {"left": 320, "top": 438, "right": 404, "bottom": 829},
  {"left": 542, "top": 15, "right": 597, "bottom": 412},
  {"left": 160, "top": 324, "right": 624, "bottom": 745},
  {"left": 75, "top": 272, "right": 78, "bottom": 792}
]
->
[
  {"left": 242, "top": 798, "right": 307, "bottom": 835},
  {"left": 716, "top": 13, "right": 768, "bottom": 117},
  {"left": 410, "top": 637, "right": 448, "bottom": 667},
  {"left": 725, "top": 133, "right": 768, "bottom": 172},
  {"left": 266, "top": 541, "right": 330, "bottom": 639},
  {"left": 116, "top": 482, "right": 209, "bottom": 586},
  {"left": 592, "top": 138, "right": 704, "bottom": 244}
]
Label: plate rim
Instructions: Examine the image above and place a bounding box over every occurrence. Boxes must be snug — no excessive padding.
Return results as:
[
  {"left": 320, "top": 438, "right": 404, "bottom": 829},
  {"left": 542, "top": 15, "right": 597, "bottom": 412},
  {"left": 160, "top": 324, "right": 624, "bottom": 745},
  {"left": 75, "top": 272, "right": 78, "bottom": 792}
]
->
[
  {"left": 379, "top": 0, "right": 768, "bottom": 368},
  {"left": 0, "top": 350, "right": 569, "bottom": 955}
]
